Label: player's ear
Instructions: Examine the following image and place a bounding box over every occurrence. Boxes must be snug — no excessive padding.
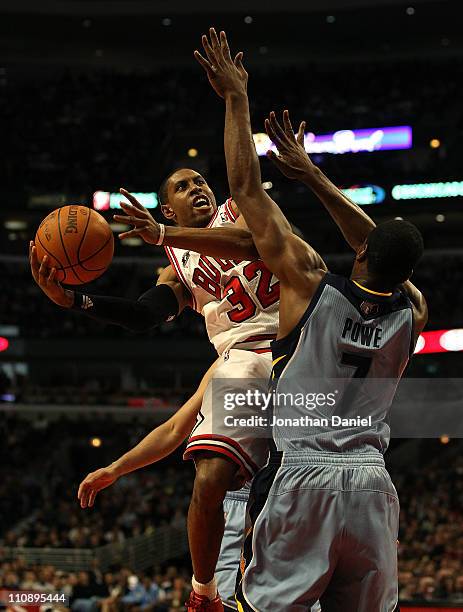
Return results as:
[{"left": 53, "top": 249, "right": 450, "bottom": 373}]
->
[{"left": 161, "top": 203, "right": 176, "bottom": 223}]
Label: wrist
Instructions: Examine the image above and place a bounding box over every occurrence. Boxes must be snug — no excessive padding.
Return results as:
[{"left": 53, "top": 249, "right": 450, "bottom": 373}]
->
[
  {"left": 109, "top": 460, "right": 125, "bottom": 478},
  {"left": 224, "top": 89, "right": 247, "bottom": 103},
  {"left": 301, "top": 165, "right": 323, "bottom": 186}
]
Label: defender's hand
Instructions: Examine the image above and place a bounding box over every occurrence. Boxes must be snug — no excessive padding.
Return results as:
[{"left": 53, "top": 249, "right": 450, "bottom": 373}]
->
[
  {"left": 195, "top": 28, "right": 247, "bottom": 99},
  {"left": 265, "top": 110, "right": 316, "bottom": 180},
  {"left": 114, "top": 188, "right": 162, "bottom": 245},
  {"left": 78, "top": 465, "right": 119, "bottom": 509},
  {"left": 29, "top": 241, "right": 74, "bottom": 308}
]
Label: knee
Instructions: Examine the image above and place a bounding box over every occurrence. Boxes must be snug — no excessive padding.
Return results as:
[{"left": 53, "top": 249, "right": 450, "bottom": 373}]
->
[{"left": 192, "top": 455, "right": 239, "bottom": 506}]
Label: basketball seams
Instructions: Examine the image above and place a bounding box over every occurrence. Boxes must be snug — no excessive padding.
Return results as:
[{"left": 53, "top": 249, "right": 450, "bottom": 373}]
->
[
  {"left": 36, "top": 205, "right": 113, "bottom": 285},
  {"left": 76, "top": 208, "right": 92, "bottom": 264},
  {"left": 79, "top": 232, "right": 114, "bottom": 271},
  {"left": 57, "top": 207, "right": 85, "bottom": 284},
  {"left": 36, "top": 232, "right": 66, "bottom": 282}
]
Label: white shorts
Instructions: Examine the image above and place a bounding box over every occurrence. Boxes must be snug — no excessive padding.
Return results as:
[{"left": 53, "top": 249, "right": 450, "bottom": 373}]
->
[{"left": 184, "top": 348, "right": 272, "bottom": 480}]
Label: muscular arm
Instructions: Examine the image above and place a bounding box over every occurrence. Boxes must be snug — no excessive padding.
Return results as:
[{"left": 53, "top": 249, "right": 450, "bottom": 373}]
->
[
  {"left": 78, "top": 359, "right": 218, "bottom": 508},
  {"left": 112, "top": 359, "right": 217, "bottom": 475},
  {"left": 115, "top": 190, "right": 258, "bottom": 260},
  {"left": 301, "top": 169, "right": 375, "bottom": 252},
  {"left": 30, "top": 242, "right": 190, "bottom": 332},
  {"left": 162, "top": 216, "right": 258, "bottom": 260},
  {"left": 402, "top": 281, "right": 428, "bottom": 345}
]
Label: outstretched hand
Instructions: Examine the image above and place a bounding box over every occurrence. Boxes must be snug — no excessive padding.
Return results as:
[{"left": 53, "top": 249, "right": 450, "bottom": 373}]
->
[
  {"left": 114, "top": 188, "right": 162, "bottom": 245},
  {"left": 265, "top": 110, "right": 315, "bottom": 180},
  {"left": 77, "top": 465, "right": 119, "bottom": 509},
  {"left": 194, "top": 28, "right": 247, "bottom": 99}
]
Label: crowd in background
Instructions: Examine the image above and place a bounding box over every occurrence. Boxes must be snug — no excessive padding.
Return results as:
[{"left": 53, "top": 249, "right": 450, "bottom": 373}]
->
[
  {"left": 0, "top": 416, "right": 193, "bottom": 546},
  {"left": 2, "top": 252, "right": 463, "bottom": 339},
  {"left": 1, "top": 251, "right": 462, "bottom": 404},
  {"left": 1, "top": 416, "right": 463, "bottom": 604},
  {"left": 2, "top": 58, "right": 462, "bottom": 198},
  {"left": 2, "top": 46, "right": 463, "bottom": 611},
  {"left": 0, "top": 559, "right": 193, "bottom": 611}
]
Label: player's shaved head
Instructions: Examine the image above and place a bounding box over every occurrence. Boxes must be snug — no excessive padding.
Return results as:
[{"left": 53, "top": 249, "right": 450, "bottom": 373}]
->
[
  {"left": 158, "top": 168, "right": 217, "bottom": 228},
  {"left": 366, "top": 219, "right": 424, "bottom": 288}
]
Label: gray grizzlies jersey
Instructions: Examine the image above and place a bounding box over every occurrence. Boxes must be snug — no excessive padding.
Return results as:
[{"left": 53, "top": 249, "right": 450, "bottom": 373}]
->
[{"left": 271, "top": 273, "right": 413, "bottom": 454}]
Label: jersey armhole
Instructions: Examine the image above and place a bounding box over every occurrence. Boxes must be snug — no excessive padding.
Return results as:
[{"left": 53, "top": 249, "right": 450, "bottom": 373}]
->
[
  {"left": 225, "top": 198, "right": 238, "bottom": 223},
  {"left": 164, "top": 246, "right": 196, "bottom": 311}
]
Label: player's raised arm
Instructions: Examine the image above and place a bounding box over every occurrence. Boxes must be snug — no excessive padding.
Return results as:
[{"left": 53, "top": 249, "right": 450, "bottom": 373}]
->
[
  {"left": 114, "top": 189, "right": 258, "bottom": 261},
  {"left": 30, "top": 241, "right": 188, "bottom": 331},
  {"left": 265, "top": 110, "right": 376, "bottom": 252},
  {"left": 195, "top": 29, "right": 325, "bottom": 293},
  {"left": 78, "top": 358, "right": 219, "bottom": 508}
]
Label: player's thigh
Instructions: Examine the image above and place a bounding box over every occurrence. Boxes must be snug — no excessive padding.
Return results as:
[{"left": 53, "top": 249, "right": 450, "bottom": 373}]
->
[
  {"left": 186, "top": 350, "right": 271, "bottom": 479},
  {"left": 239, "top": 466, "right": 341, "bottom": 611},
  {"left": 322, "top": 488, "right": 399, "bottom": 612}
]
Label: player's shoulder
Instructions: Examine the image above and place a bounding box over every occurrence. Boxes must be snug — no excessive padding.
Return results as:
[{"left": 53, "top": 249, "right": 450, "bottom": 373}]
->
[{"left": 212, "top": 198, "right": 239, "bottom": 227}]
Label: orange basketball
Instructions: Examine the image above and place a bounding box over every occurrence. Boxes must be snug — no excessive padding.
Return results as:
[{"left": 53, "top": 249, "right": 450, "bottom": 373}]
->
[{"left": 35, "top": 205, "right": 114, "bottom": 285}]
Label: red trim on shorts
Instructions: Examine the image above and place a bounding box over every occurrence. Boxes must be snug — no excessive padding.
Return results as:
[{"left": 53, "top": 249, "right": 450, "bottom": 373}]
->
[
  {"left": 164, "top": 245, "right": 197, "bottom": 311},
  {"left": 235, "top": 334, "right": 278, "bottom": 344},
  {"left": 185, "top": 434, "right": 259, "bottom": 477},
  {"left": 185, "top": 444, "right": 253, "bottom": 479}
]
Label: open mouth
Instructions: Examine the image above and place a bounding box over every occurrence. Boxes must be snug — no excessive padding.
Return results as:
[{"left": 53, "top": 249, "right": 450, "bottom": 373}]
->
[{"left": 192, "top": 195, "right": 210, "bottom": 209}]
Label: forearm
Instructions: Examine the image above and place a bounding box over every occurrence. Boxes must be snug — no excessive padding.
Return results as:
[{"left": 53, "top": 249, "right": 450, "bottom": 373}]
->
[
  {"left": 302, "top": 167, "right": 376, "bottom": 251},
  {"left": 109, "top": 420, "right": 185, "bottom": 477},
  {"left": 224, "top": 93, "right": 292, "bottom": 251},
  {"left": 110, "top": 358, "right": 218, "bottom": 477},
  {"left": 70, "top": 284, "right": 178, "bottom": 332},
  {"left": 163, "top": 225, "right": 258, "bottom": 260}
]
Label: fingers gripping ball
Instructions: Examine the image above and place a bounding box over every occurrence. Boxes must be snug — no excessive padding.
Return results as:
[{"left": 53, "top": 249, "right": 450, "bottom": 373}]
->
[{"left": 35, "top": 205, "right": 114, "bottom": 285}]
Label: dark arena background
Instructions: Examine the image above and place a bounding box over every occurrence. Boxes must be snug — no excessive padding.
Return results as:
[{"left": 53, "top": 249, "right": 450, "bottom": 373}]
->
[{"left": 1, "top": 0, "right": 463, "bottom": 610}]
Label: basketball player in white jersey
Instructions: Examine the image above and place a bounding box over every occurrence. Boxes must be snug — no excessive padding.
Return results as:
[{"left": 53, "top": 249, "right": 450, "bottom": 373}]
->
[
  {"left": 32, "top": 147, "right": 376, "bottom": 611},
  {"left": 30, "top": 182, "right": 275, "bottom": 612},
  {"left": 195, "top": 28, "right": 427, "bottom": 611}
]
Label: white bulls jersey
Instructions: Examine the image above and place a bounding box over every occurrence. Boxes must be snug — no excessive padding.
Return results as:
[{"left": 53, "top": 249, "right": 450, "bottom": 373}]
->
[{"left": 165, "top": 199, "right": 280, "bottom": 355}]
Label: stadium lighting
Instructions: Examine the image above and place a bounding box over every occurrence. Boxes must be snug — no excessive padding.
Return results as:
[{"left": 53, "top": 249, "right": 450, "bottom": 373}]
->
[
  {"left": 0, "top": 337, "right": 9, "bottom": 352},
  {"left": 341, "top": 185, "right": 385, "bottom": 206},
  {"left": 188, "top": 148, "right": 198, "bottom": 158},
  {"left": 392, "top": 181, "right": 463, "bottom": 200},
  {"left": 90, "top": 437, "right": 102, "bottom": 448},
  {"left": 414, "top": 329, "right": 463, "bottom": 354},
  {"left": 440, "top": 435, "right": 450, "bottom": 444},
  {"left": 430, "top": 138, "right": 441, "bottom": 148},
  {"left": 255, "top": 125, "right": 412, "bottom": 156},
  {"left": 93, "top": 191, "right": 159, "bottom": 210}
]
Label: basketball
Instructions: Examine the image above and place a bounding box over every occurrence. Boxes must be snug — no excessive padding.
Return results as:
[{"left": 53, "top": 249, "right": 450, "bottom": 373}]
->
[{"left": 34, "top": 205, "right": 114, "bottom": 285}]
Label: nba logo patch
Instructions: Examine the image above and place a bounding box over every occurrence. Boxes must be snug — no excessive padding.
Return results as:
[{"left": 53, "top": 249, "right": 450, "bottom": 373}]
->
[
  {"left": 220, "top": 211, "right": 228, "bottom": 223},
  {"left": 182, "top": 251, "right": 190, "bottom": 267},
  {"left": 360, "top": 301, "right": 379, "bottom": 316}
]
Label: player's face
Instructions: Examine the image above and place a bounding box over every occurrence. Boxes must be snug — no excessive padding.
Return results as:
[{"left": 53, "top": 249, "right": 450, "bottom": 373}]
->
[{"left": 162, "top": 169, "right": 217, "bottom": 227}]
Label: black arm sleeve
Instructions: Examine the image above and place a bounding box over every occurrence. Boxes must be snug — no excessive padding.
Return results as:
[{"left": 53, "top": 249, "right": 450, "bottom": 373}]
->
[{"left": 71, "top": 284, "right": 179, "bottom": 332}]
